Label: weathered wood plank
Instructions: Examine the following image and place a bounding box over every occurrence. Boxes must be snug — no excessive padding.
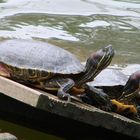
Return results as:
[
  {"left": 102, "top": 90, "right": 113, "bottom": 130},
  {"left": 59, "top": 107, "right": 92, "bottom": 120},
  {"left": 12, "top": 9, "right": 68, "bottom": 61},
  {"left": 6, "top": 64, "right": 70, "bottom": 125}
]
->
[
  {"left": 0, "top": 76, "right": 41, "bottom": 107},
  {"left": 0, "top": 76, "right": 140, "bottom": 139}
]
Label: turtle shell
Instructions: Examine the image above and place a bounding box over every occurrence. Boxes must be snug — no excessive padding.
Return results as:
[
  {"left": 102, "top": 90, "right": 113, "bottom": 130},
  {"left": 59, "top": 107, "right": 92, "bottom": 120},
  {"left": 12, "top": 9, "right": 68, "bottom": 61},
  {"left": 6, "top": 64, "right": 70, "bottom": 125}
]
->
[
  {"left": 87, "top": 68, "right": 128, "bottom": 99},
  {"left": 121, "top": 64, "right": 140, "bottom": 77},
  {"left": 0, "top": 39, "right": 85, "bottom": 75},
  {"left": 87, "top": 68, "right": 128, "bottom": 87}
]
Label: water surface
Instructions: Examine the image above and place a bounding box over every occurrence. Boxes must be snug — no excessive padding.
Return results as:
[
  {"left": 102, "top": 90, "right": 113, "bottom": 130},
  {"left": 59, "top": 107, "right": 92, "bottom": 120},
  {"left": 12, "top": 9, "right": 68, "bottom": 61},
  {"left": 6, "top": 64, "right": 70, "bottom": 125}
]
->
[{"left": 0, "top": 0, "right": 140, "bottom": 65}]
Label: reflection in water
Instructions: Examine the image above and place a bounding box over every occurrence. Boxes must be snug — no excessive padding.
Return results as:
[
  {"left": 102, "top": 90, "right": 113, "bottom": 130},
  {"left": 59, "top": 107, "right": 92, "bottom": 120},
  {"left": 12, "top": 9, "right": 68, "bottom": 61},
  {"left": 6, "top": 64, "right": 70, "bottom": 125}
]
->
[{"left": 0, "top": 0, "right": 140, "bottom": 139}]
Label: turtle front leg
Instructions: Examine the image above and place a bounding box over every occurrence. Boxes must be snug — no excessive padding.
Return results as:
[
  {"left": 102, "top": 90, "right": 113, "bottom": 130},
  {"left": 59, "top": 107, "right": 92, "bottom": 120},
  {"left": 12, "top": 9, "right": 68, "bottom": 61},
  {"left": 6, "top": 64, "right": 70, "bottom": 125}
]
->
[
  {"left": 57, "top": 78, "right": 75, "bottom": 102},
  {"left": 41, "top": 77, "right": 75, "bottom": 102},
  {"left": 80, "top": 85, "right": 112, "bottom": 111},
  {"left": 38, "top": 78, "right": 75, "bottom": 102}
]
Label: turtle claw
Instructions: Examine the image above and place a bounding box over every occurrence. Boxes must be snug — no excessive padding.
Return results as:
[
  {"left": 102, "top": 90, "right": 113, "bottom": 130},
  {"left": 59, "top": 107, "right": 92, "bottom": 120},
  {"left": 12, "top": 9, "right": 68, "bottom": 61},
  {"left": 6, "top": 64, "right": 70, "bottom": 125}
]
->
[
  {"left": 63, "top": 93, "right": 71, "bottom": 102},
  {"left": 57, "top": 90, "right": 71, "bottom": 102}
]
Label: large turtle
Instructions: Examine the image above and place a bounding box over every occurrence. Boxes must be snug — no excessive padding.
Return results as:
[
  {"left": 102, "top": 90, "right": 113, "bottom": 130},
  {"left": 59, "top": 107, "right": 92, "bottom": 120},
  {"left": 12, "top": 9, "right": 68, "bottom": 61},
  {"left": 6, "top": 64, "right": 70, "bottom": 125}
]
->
[
  {"left": 87, "top": 68, "right": 128, "bottom": 99},
  {"left": 0, "top": 39, "right": 114, "bottom": 109}
]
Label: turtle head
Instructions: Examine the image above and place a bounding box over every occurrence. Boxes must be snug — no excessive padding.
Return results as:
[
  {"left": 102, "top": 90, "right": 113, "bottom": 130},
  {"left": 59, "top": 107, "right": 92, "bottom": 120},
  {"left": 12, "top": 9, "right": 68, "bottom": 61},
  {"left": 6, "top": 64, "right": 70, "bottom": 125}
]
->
[
  {"left": 76, "top": 45, "right": 114, "bottom": 87},
  {"left": 86, "top": 44, "right": 114, "bottom": 79},
  {"left": 120, "top": 70, "right": 140, "bottom": 100},
  {"left": 86, "top": 45, "right": 114, "bottom": 81}
]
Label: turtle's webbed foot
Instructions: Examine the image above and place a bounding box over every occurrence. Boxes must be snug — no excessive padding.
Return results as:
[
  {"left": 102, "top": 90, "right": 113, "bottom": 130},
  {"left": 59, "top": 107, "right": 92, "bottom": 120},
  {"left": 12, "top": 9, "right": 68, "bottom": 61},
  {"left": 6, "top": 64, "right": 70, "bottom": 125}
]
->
[
  {"left": 111, "top": 99, "right": 138, "bottom": 117},
  {"left": 57, "top": 90, "right": 71, "bottom": 102},
  {"left": 56, "top": 78, "right": 75, "bottom": 102}
]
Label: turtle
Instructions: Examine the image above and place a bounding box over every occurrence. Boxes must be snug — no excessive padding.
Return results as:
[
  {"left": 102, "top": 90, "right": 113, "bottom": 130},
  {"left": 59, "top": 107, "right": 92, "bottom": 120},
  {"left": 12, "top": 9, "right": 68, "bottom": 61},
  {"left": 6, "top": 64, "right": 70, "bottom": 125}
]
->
[
  {"left": 87, "top": 68, "right": 128, "bottom": 99},
  {"left": 0, "top": 39, "right": 114, "bottom": 109}
]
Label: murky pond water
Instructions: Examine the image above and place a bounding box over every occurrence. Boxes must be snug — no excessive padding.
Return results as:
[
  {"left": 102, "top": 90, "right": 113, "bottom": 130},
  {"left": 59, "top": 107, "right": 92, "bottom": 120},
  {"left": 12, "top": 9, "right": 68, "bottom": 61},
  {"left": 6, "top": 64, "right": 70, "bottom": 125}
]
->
[
  {"left": 0, "top": 119, "right": 63, "bottom": 140},
  {"left": 0, "top": 0, "right": 140, "bottom": 139},
  {"left": 0, "top": 0, "right": 140, "bottom": 65}
]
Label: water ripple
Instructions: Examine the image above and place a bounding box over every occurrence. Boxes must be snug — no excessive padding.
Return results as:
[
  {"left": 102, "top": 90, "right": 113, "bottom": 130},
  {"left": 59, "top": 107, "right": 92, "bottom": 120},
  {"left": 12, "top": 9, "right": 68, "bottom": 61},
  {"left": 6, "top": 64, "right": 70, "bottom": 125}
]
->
[{"left": 0, "top": 0, "right": 139, "bottom": 64}]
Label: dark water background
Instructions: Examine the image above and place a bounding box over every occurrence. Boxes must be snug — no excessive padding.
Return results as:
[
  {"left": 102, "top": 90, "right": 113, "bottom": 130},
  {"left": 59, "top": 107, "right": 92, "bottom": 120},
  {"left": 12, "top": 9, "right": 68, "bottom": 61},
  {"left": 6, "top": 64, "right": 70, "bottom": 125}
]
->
[{"left": 0, "top": 0, "right": 140, "bottom": 139}]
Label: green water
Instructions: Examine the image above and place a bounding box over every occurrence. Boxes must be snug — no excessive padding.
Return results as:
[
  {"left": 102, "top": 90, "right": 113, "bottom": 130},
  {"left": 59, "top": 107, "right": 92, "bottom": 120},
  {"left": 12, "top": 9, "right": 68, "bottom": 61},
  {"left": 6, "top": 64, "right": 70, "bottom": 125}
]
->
[
  {"left": 0, "top": 0, "right": 140, "bottom": 65},
  {"left": 0, "top": 0, "right": 140, "bottom": 139}
]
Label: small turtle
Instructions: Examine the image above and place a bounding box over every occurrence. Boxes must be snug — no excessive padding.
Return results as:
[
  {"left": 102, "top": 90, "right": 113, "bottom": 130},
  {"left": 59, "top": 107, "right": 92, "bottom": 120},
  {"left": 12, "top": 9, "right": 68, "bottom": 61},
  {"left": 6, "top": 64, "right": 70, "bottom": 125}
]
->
[
  {"left": 80, "top": 68, "right": 128, "bottom": 109},
  {"left": 83, "top": 65, "right": 140, "bottom": 100},
  {"left": 0, "top": 39, "right": 114, "bottom": 109},
  {"left": 80, "top": 66, "right": 140, "bottom": 117},
  {"left": 85, "top": 68, "right": 128, "bottom": 99}
]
